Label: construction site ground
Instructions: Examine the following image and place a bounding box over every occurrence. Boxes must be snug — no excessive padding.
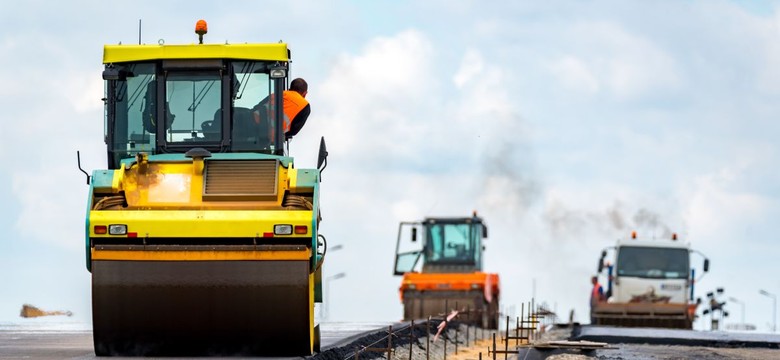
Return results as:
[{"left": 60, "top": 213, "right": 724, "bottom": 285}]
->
[
  {"left": 315, "top": 322, "right": 780, "bottom": 360},
  {"left": 2, "top": 321, "right": 780, "bottom": 359},
  {"left": 424, "top": 324, "right": 780, "bottom": 360}
]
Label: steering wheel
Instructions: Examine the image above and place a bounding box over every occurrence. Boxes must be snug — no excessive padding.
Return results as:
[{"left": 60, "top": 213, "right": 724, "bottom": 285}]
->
[{"left": 201, "top": 120, "right": 214, "bottom": 131}]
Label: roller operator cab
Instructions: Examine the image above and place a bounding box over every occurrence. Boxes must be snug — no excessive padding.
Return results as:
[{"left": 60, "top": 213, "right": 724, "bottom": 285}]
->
[
  {"left": 393, "top": 213, "right": 500, "bottom": 329},
  {"left": 592, "top": 232, "right": 710, "bottom": 329},
  {"left": 85, "top": 21, "right": 328, "bottom": 356}
]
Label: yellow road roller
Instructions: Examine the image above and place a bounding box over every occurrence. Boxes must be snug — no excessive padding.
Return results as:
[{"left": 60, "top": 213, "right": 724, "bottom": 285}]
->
[{"left": 83, "top": 21, "right": 328, "bottom": 356}]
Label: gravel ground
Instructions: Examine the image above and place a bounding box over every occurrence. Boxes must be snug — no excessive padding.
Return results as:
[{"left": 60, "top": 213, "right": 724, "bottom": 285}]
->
[
  {"left": 314, "top": 322, "right": 780, "bottom": 360},
  {"left": 314, "top": 321, "right": 497, "bottom": 360}
]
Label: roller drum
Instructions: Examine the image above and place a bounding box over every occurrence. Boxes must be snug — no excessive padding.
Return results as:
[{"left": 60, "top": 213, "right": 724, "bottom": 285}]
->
[{"left": 92, "top": 260, "right": 311, "bottom": 356}]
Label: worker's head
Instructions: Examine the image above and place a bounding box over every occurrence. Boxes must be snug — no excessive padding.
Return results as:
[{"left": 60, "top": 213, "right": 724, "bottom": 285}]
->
[
  {"left": 591, "top": 276, "right": 598, "bottom": 285},
  {"left": 290, "top": 78, "right": 308, "bottom": 98}
]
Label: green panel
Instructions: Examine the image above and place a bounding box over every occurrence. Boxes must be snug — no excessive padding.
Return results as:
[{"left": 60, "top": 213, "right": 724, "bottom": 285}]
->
[
  {"left": 296, "top": 169, "right": 320, "bottom": 188},
  {"left": 91, "top": 170, "right": 116, "bottom": 193}
]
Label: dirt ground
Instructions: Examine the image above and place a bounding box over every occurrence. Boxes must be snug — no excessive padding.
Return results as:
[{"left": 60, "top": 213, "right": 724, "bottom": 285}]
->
[
  {"left": 319, "top": 322, "right": 780, "bottom": 360},
  {"left": 399, "top": 324, "right": 780, "bottom": 360}
]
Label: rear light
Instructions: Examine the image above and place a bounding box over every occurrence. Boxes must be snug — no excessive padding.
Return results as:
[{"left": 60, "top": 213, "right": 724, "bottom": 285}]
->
[
  {"left": 273, "top": 224, "right": 293, "bottom": 235},
  {"left": 94, "top": 225, "right": 107, "bottom": 235},
  {"left": 108, "top": 224, "right": 127, "bottom": 235},
  {"left": 294, "top": 225, "right": 308, "bottom": 234}
]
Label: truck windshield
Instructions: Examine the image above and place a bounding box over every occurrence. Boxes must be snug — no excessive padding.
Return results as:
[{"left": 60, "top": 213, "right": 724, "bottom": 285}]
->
[{"left": 616, "top": 246, "right": 689, "bottom": 279}]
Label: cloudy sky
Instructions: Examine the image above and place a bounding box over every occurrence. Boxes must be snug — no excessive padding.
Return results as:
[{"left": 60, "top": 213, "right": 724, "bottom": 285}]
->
[{"left": 1, "top": 1, "right": 779, "bottom": 332}]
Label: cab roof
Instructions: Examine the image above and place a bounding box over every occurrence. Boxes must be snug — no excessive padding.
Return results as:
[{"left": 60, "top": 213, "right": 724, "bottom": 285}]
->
[
  {"left": 103, "top": 43, "right": 289, "bottom": 64},
  {"left": 616, "top": 238, "right": 691, "bottom": 249}
]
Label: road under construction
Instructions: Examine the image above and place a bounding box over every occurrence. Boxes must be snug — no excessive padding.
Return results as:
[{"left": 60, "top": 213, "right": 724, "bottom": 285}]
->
[{"left": 4, "top": 313, "right": 780, "bottom": 360}]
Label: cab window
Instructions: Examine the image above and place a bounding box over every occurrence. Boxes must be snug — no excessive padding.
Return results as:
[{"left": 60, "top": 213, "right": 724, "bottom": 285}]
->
[
  {"left": 108, "top": 63, "right": 156, "bottom": 168},
  {"left": 164, "top": 71, "right": 222, "bottom": 144},
  {"left": 231, "top": 61, "right": 274, "bottom": 151}
]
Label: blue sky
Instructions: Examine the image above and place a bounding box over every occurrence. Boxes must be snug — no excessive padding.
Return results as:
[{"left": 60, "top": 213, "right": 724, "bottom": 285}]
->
[{"left": 1, "top": 0, "right": 779, "bottom": 332}]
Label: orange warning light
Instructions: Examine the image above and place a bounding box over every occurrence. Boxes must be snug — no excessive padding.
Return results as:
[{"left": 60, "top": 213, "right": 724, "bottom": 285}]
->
[
  {"left": 195, "top": 20, "right": 208, "bottom": 44},
  {"left": 195, "top": 20, "right": 208, "bottom": 35},
  {"left": 631, "top": 231, "right": 637, "bottom": 239}
]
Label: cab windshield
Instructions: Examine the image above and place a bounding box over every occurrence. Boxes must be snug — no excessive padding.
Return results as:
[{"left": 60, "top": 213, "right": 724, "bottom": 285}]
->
[
  {"left": 165, "top": 71, "right": 222, "bottom": 144},
  {"left": 616, "top": 246, "right": 689, "bottom": 279},
  {"left": 104, "top": 60, "right": 284, "bottom": 169},
  {"left": 425, "top": 223, "right": 481, "bottom": 266}
]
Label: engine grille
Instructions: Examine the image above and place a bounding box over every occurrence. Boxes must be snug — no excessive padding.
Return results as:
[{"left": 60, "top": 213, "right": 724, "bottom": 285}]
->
[{"left": 203, "top": 160, "right": 278, "bottom": 201}]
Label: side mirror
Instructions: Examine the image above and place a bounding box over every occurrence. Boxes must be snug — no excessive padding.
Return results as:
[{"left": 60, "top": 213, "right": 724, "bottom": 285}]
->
[
  {"left": 697, "top": 297, "right": 702, "bottom": 305},
  {"left": 703, "top": 259, "right": 710, "bottom": 272},
  {"left": 597, "top": 250, "right": 607, "bottom": 273},
  {"left": 76, "top": 151, "right": 91, "bottom": 185},
  {"left": 102, "top": 67, "right": 133, "bottom": 81},
  {"left": 482, "top": 225, "right": 488, "bottom": 238},
  {"left": 411, "top": 227, "right": 417, "bottom": 242},
  {"left": 317, "top": 137, "right": 328, "bottom": 173}
]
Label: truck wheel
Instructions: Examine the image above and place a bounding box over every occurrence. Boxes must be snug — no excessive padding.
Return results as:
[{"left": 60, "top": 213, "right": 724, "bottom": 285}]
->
[{"left": 313, "top": 324, "right": 321, "bottom": 353}]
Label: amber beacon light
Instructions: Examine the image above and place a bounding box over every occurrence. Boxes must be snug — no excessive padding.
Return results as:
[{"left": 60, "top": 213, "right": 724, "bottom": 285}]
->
[{"left": 195, "top": 20, "right": 208, "bottom": 44}]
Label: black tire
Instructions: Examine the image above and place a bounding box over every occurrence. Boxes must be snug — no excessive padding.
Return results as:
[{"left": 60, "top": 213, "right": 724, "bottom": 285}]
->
[
  {"left": 313, "top": 324, "right": 321, "bottom": 353},
  {"left": 93, "top": 341, "right": 109, "bottom": 357}
]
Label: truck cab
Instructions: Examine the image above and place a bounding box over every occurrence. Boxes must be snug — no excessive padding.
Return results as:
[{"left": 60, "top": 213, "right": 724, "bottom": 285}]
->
[
  {"left": 611, "top": 238, "right": 691, "bottom": 303},
  {"left": 593, "top": 232, "right": 710, "bottom": 328}
]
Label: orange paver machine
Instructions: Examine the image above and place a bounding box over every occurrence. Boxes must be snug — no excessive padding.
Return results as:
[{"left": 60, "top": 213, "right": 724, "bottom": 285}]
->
[{"left": 393, "top": 213, "right": 500, "bottom": 328}]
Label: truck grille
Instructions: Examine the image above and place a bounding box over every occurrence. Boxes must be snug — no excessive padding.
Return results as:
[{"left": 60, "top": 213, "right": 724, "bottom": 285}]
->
[{"left": 203, "top": 160, "right": 278, "bottom": 201}]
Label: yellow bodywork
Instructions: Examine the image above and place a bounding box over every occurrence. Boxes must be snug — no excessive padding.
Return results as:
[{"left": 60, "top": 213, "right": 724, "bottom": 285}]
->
[
  {"left": 103, "top": 43, "right": 289, "bottom": 64},
  {"left": 97, "top": 160, "right": 304, "bottom": 210},
  {"left": 90, "top": 159, "right": 313, "bottom": 242},
  {"left": 91, "top": 248, "right": 310, "bottom": 261},
  {"left": 90, "top": 209, "right": 311, "bottom": 238}
]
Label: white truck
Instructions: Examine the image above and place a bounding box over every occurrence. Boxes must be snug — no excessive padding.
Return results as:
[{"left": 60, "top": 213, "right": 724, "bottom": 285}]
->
[{"left": 592, "top": 232, "right": 710, "bottom": 329}]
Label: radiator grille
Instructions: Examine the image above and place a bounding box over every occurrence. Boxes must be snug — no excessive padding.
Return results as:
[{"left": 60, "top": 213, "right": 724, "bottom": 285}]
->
[{"left": 203, "top": 160, "right": 278, "bottom": 201}]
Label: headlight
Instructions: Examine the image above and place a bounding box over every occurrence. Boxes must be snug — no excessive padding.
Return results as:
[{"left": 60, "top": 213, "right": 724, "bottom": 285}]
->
[
  {"left": 274, "top": 224, "right": 293, "bottom": 235},
  {"left": 270, "top": 69, "right": 286, "bottom": 78},
  {"left": 108, "top": 224, "right": 127, "bottom": 235}
]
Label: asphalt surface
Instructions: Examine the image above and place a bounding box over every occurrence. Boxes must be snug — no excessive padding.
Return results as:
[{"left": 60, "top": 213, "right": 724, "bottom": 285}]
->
[
  {"left": 572, "top": 325, "right": 780, "bottom": 348},
  {"left": 513, "top": 325, "right": 780, "bottom": 360},
  {"left": 0, "top": 321, "right": 392, "bottom": 359}
]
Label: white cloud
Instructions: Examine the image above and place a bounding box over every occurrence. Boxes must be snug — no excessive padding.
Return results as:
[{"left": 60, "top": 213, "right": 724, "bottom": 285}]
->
[
  {"left": 548, "top": 56, "right": 600, "bottom": 94},
  {"left": 452, "top": 49, "right": 485, "bottom": 89},
  {"left": 315, "top": 29, "right": 435, "bottom": 159},
  {"left": 555, "top": 21, "right": 683, "bottom": 100},
  {"left": 683, "top": 165, "right": 771, "bottom": 246}
]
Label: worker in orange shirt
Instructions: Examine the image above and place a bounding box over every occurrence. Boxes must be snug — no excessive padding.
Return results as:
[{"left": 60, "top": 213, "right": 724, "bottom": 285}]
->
[
  {"left": 252, "top": 78, "right": 311, "bottom": 140},
  {"left": 590, "top": 275, "right": 605, "bottom": 324}
]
